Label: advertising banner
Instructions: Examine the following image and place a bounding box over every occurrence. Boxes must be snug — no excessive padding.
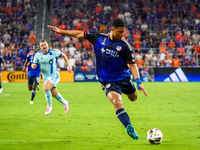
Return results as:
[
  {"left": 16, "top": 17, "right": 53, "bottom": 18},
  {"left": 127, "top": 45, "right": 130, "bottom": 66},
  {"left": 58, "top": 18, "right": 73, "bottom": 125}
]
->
[
  {"left": 74, "top": 70, "right": 98, "bottom": 82},
  {"left": 154, "top": 67, "right": 200, "bottom": 82},
  {"left": 1, "top": 71, "right": 74, "bottom": 82}
]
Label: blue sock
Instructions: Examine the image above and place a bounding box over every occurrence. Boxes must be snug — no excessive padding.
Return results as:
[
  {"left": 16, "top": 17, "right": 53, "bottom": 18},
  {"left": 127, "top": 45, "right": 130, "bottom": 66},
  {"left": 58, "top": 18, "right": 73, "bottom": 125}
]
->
[
  {"left": 116, "top": 108, "right": 131, "bottom": 128},
  {"left": 45, "top": 90, "right": 52, "bottom": 108},
  {"left": 31, "top": 90, "right": 36, "bottom": 101},
  {"left": 54, "top": 93, "right": 67, "bottom": 105}
]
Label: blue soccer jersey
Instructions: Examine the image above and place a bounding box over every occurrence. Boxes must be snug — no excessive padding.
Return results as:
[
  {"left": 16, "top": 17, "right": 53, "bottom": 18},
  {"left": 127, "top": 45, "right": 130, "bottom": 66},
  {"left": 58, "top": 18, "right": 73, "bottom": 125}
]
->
[
  {"left": 0, "top": 56, "right": 4, "bottom": 73},
  {"left": 26, "top": 53, "right": 41, "bottom": 76},
  {"left": 84, "top": 32, "right": 135, "bottom": 82}
]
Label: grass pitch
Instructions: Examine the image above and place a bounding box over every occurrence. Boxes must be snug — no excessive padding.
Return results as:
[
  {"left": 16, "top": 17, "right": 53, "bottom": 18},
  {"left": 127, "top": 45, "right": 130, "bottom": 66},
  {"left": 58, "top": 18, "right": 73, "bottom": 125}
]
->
[{"left": 0, "top": 82, "right": 199, "bottom": 150}]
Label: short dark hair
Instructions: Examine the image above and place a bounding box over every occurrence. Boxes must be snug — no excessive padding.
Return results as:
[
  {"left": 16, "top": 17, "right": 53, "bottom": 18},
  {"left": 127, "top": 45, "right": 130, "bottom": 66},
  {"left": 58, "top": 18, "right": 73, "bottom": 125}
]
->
[
  {"left": 33, "top": 44, "right": 40, "bottom": 52},
  {"left": 111, "top": 18, "right": 125, "bottom": 28},
  {"left": 40, "top": 39, "right": 47, "bottom": 43}
]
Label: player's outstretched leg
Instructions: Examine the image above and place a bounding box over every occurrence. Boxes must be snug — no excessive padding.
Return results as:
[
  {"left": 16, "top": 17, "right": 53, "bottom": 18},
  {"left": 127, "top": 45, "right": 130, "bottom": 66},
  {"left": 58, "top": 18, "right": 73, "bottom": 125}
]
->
[
  {"left": 64, "top": 101, "right": 70, "bottom": 114},
  {"left": 44, "top": 90, "right": 52, "bottom": 115},
  {"left": 30, "top": 90, "right": 36, "bottom": 104},
  {"left": 54, "top": 93, "right": 70, "bottom": 114},
  {"left": 126, "top": 124, "right": 139, "bottom": 140}
]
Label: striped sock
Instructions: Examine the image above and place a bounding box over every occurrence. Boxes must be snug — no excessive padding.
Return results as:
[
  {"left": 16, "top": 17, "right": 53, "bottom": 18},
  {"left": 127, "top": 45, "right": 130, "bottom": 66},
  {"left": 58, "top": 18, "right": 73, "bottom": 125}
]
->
[{"left": 116, "top": 108, "right": 131, "bottom": 128}]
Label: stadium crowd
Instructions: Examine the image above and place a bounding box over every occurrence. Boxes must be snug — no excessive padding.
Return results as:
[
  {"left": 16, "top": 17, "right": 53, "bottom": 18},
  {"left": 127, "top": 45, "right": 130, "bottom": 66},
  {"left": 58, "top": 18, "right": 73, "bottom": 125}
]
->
[{"left": 0, "top": 0, "right": 200, "bottom": 72}]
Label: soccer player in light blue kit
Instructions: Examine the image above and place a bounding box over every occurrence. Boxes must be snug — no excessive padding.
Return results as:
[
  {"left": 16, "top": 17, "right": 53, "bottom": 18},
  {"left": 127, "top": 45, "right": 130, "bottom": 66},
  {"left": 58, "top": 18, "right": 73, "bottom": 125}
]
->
[
  {"left": 48, "top": 19, "right": 148, "bottom": 140},
  {"left": 32, "top": 39, "right": 72, "bottom": 115},
  {"left": 23, "top": 44, "right": 41, "bottom": 104}
]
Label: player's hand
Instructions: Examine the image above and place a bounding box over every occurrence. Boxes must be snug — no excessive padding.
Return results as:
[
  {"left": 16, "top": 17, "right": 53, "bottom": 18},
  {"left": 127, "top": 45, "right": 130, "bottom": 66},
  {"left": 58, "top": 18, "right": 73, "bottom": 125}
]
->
[
  {"left": 47, "top": 25, "right": 61, "bottom": 33},
  {"left": 67, "top": 66, "right": 72, "bottom": 73},
  {"left": 138, "top": 84, "right": 148, "bottom": 96}
]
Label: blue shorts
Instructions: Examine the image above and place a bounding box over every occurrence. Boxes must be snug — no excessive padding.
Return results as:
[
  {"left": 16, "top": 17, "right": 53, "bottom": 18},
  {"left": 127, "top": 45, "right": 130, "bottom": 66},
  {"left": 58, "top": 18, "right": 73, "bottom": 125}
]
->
[
  {"left": 101, "top": 76, "right": 136, "bottom": 96},
  {"left": 43, "top": 72, "right": 60, "bottom": 88},
  {"left": 28, "top": 76, "right": 40, "bottom": 85}
]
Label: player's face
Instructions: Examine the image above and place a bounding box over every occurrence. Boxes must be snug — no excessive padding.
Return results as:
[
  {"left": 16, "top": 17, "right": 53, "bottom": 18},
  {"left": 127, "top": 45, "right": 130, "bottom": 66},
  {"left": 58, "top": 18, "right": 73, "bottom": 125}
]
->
[
  {"left": 112, "top": 27, "right": 125, "bottom": 40},
  {"left": 40, "top": 41, "right": 49, "bottom": 53},
  {"left": 33, "top": 45, "right": 39, "bottom": 54}
]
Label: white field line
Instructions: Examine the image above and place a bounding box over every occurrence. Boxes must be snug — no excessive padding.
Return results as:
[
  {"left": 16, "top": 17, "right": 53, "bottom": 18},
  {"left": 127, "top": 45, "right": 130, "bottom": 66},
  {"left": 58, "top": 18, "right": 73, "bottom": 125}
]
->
[
  {"left": 0, "top": 93, "right": 10, "bottom": 96},
  {"left": 0, "top": 139, "right": 199, "bottom": 142}
]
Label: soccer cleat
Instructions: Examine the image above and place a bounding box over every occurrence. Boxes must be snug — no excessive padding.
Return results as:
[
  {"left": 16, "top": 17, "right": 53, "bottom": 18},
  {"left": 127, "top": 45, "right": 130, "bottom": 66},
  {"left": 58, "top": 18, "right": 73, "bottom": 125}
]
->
[
  {"left": 30, "top": 101, "right": 34, "bottom": 104},
  {"left": 126, "top": 124, "right": 139, "bottom": 140},
  {"left": 44, "top": 108, "right": 52, "bottom": 115},
  {"left": 0, "top": 88, "right": 3, "bottom": 93},
  {"left": 64, "top": 101, "right": 70, "bottom": 114},
  {"left": 36, "top": 86, "right": 39, "bottom": 91}
]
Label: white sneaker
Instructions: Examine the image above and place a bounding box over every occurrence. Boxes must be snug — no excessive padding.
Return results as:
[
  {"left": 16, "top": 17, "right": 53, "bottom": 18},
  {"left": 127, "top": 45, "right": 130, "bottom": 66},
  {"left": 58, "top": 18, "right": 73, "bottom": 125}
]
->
[
  {"left": 0, "top": 88, "right": 3, "bottom": 93},
  {"left": 64, "top": 101, "right": 70, "bottom": 114},
  {"left": 30, "top": 101, "right": 34, "bottom": 104},
  {"left": 44, "top": 108, "right": 52, "bottom": 115}
]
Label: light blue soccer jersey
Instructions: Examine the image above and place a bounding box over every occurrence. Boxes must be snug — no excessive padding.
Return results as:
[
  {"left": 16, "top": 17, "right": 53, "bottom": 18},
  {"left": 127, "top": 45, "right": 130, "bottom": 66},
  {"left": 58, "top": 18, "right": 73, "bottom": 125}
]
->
[{"left": 33, "top": 49, "right": 62, "bottom": 78}]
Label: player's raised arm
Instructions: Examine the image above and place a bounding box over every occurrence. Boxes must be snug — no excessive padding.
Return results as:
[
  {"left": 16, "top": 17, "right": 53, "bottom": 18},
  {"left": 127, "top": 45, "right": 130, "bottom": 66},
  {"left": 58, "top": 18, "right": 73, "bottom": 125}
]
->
[{"left": 47, "top": 25, "right": 84, "bottom": 39}]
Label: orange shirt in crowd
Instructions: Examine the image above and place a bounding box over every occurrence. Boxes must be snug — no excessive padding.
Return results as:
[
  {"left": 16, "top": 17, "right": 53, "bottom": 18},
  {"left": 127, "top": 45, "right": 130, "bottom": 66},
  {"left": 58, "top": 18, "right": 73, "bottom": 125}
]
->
[
  {"left": 195, "top": 46, "right": 200, "bottom": 53},
  {"left": 172, "top": 58, "right": 180, "bottom": 67},
  {"left": 175, "top": 34, "right": 182, "bottom": 41},
  {"left": 75, "top": 42, "right": 82, "bottom": 49},
  {"left": 137, "top": 59, "right": 144, "bottom": 67},
  {"left": 29, "top": 34, "right": 36, "bottom": 43},
  {"left": 95, "top": 6, "right": 103, "bottom": 13},
  {"left": 168, "top": 41, "right": 175, "bottom": 49},
  {"left": 83, "top": 40, "right": 91, "bottom": 49},
  {"left": 59, "top": 24, "right": 66, "bottom": 30},
  {"left": 133, "top": 33, "right": 141, "bottom": 41},
  {"left": 133, "top": 40, "right": 141, "bottom": 49},
  {"left": 75, "top": 22, "right": 83, "bottom": 30},
  {"left": 60, "top": 40, "right": 66, "bottom": 47},
  {"left": 51, "top": 18, "right": 58, "bottom": 26},
  {"left": 159, "top": 43, "right": 166, "bottom": 52}
]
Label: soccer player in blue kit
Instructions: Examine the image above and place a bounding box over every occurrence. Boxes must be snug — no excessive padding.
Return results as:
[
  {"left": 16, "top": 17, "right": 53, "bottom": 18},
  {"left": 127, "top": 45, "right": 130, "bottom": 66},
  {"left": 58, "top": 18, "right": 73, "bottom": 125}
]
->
[
  {"left": 32, "top": 39, "right": 72, "bottom": 115},
  {"left": 0, "top": 54, "right": 4, "bottom": 93},
  {"left": 23, "top": 44, "right": 41, "bottom": 104},
  {"left": 48, "top": 18, "right": 148, "bottom": 140}
]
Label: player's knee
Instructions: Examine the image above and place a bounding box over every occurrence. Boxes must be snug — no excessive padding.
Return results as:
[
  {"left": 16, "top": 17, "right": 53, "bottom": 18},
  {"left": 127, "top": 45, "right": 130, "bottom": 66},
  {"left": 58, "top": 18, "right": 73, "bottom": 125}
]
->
[
  {"left": 32, "top": 84, "right": 36, "bottom": 90},
  {"left": 128, "top": 94, "right": 137, "bottom": 101},
  {"left": 112, "top": 99, "right": 123, "bottom": 109},
  {"left": 43, "top": 85, "right": 49, "bottom": 91},
  {"left": 130, "top": 95, "right": 137, "bottom": 101},
  {"left": 52, "top": 92, "right": 57, "bottom": 97}
]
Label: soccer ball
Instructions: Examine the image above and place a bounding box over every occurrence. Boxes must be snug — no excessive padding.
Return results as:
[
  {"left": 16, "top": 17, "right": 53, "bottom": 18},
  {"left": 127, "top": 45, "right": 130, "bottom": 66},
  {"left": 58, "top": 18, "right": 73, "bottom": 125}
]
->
[{"left": 146, "top": 128, "right": 163, "bottom": 144}]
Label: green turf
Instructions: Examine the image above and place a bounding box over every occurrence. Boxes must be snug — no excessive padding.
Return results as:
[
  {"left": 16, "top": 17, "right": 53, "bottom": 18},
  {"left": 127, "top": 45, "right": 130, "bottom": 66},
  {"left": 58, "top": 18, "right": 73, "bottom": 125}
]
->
[{"left": 0, "top": 82, "right": 200, "bottom": 150}]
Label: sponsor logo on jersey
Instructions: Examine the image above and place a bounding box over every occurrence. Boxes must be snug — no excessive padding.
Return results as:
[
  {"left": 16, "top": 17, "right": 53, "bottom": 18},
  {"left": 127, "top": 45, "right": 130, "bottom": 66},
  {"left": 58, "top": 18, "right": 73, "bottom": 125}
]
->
[
  {"left": 101, "top": 38, "right": 106, "bottom": 45},
  {"left": 116, "top": 46, "right": 122, "bottom": 51}
]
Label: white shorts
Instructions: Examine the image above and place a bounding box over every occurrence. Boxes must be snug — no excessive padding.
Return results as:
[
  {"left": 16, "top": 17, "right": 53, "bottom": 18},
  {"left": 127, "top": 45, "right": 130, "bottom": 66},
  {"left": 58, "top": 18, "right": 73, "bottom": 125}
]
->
[{"left": 43, "top": 72, "right": 60, "bottom": 88}]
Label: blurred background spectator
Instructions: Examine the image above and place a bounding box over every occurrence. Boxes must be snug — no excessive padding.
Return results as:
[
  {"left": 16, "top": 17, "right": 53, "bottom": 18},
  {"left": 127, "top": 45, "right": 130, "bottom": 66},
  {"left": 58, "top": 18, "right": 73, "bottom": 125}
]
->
[{"left": 0, "top": 0, "right": 200, "bottom": 75}]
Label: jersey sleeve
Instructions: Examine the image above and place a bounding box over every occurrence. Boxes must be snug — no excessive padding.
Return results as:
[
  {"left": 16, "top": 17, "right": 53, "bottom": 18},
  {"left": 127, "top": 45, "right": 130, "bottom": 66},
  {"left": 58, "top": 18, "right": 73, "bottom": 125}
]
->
[
  {"left": 51, "top": 49, "right": 62, "bottom": 58},
  {"left": 84, "top": 32, "right": 98, "bottom": 45},
  {"left": 123, "top": 44, "right": 135, "bottom": 64}
]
